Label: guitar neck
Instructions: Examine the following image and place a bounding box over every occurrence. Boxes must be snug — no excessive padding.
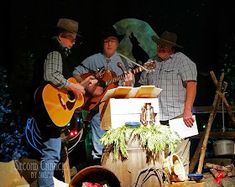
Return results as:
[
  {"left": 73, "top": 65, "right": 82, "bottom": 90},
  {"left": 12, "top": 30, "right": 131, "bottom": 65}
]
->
[{"left": 106, "top": 66, "right": 143, "bottom": 85}]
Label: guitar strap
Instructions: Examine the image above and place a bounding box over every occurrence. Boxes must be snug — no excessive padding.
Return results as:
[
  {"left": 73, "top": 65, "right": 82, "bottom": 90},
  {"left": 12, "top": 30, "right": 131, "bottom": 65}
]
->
[{"left": 80, "top": 63, "right": 96, "bottom": 73}]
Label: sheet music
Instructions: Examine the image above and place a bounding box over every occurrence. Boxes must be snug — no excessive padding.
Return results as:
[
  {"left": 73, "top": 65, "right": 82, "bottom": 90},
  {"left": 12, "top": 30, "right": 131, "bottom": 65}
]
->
[
  {"left": 169, "top": 115, "right": 198, "bottom": 139},
  {"left": 100, "top": 85, "right": 162, "bottom": 102}
]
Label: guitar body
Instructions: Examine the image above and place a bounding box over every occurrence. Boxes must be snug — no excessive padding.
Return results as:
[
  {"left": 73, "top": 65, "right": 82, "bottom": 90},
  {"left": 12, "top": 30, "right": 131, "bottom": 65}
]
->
[
  {"left": 83, "top": 83, "right": 118, "bottom": 111},
  {"left": 79, "top": 61, "right": 156, "bottom": 111},
  {"left": 81, "top": 70, "right": 118, "bottom": 111},
  {"left": 42, "top": 77, "right": 84, "bottom": 127}
]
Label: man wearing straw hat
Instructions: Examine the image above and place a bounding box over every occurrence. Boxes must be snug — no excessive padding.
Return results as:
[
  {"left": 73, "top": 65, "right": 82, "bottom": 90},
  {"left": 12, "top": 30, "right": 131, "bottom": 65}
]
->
[{"left": 33, "top": 18, "right": 95, "bottom": 187}]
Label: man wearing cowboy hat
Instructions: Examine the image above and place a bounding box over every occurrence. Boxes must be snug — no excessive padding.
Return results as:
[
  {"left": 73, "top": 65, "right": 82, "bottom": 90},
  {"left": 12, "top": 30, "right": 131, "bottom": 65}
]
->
[
  {"left": 73, "top": 25, "right": 134, "bottom": 161},
  {"left": 139, "top": 31, "right": 197, "bottom": 177},
  {"left": 32, "top": 18, "right": 95, "bottom": 187}
]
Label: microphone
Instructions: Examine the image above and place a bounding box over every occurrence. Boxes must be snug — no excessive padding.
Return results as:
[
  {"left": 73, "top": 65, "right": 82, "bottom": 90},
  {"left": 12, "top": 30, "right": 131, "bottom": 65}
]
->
[{"left": 117, "top": 62, "right": 126, "bottom": 74}]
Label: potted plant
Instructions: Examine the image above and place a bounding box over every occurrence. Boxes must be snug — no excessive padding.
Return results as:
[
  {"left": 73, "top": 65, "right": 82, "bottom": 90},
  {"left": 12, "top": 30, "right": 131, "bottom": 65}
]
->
[{"left": 100, "top": 124, "right": 181, "bottom": 161}]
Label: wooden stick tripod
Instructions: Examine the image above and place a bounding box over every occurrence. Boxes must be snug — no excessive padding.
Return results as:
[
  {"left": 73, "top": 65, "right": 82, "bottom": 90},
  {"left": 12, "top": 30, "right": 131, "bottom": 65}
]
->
[
  {"left": 189, "top": 71, "right": 235, "bottom": 174},
  {"left": 60, "top": 133, "right": 71, "bottom": 184}
]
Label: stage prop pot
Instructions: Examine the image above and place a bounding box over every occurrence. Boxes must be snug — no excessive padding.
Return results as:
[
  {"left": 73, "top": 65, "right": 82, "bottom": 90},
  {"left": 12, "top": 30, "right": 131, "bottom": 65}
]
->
[
  {"left": 213, "top": 139, "right": 234, "bottom": 156},
  {"left": 69, "top": 165, "right": 120, "bottom": 187}
]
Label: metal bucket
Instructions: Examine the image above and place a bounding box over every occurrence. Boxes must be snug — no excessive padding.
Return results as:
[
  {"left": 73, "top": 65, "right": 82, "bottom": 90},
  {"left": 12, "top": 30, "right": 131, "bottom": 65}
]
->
[
  {"left": 69, "top": 165, "right": 120, "bottom": 187},
  {"left": 213, "top": 140, "right": 234, "bottom": 156}
]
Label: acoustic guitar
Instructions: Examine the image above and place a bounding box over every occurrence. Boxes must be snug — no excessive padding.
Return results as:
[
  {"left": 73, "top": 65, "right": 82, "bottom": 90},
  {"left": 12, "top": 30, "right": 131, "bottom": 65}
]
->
[
  {"left": 80, "top": 61, "right": 156, "bottom": 111},
  {"left": 41, "top": 77, "right": 84, "bottom": 127}
]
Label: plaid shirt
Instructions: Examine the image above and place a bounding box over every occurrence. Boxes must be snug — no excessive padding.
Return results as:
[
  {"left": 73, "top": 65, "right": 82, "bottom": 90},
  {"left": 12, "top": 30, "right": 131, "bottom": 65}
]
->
[
  {"left": 139, "top": 52, "right": 197, "bottom": 121},
  {"left": 43, "top": 51, "right": 69, "bottom": 88}
]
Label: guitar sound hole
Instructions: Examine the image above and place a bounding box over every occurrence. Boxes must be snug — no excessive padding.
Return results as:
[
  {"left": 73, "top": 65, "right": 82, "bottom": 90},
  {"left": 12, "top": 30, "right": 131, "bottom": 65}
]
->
[
  {"left": 97, "top": 79, "right": 106, "bottom": 88},
  {"left": 68, "top": 91, "right": 75, "bottom": 101},
  {"left": 66, "top": 91, "right": 75, "bottom": 110}
]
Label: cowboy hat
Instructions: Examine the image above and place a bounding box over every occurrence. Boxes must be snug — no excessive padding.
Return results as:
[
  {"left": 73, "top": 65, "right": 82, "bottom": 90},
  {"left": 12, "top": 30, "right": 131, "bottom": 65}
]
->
[
  {"left": 100, "top": 26, "right": 124, "bottom": 42},
  {"left": 152, "top": 31, "right": 183, "bottom": 48},
  {"left": 56, "top": 18, "right": 79, "bottom": 33}
]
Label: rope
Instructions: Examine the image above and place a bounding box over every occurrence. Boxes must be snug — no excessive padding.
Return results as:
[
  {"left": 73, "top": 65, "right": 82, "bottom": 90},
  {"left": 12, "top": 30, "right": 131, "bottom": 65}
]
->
[
  {"left": 25, "top": 117, "right": 42, "bottom": 154},
  {"left": 133, "top": 166, "right": 170, "bottom": 187}
]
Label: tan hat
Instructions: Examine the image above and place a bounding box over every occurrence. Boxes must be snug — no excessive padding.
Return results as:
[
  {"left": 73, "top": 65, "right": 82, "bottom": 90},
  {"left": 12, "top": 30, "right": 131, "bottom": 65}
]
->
[
  {"left": 56, "top": 18, "right": 79, "bottom": 33},
  {"left": 152, "top": 31, "right": 182, "bottom": 48}
]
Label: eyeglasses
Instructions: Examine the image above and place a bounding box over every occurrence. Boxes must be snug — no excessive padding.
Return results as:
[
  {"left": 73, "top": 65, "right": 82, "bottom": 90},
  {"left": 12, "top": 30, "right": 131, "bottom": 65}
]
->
[
  {"left": 65, "top": 35, "right": 76, "bottom": 43},
  {"left": 104, "top": 39, "right": 118, "bottom": 43},
  {"left": 158, "top": 44, "right": 170, "bottom": 50},
  {"left": 61, "top": 33, "right": 77, "bottom": 43}
]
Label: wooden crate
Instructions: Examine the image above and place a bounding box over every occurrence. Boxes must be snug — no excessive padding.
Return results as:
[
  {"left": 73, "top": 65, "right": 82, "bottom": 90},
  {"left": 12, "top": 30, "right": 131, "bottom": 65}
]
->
[
  {"left": 165, "top": 181, "right": 206, "bottom": 187},
  {"left": 99, "top": 98, "right": 159, "bottom": 130}
]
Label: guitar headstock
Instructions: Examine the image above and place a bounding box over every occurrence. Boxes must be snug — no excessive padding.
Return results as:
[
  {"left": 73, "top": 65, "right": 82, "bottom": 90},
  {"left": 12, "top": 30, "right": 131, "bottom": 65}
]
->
[{"left": 143, "top": 60, "right": 156, "bottom": 72}]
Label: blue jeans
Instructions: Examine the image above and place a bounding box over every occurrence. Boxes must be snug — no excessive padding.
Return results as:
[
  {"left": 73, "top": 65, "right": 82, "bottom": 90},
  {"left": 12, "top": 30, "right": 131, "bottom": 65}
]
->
[
  {"left": 90, "top": 112, "right": 105, "bottom": 159},
  {"left": 38, "top": 137, "right": 61, "bottom": 187},
  {"left": 34, "top": 97, "right": 62, "bottom": 186}
]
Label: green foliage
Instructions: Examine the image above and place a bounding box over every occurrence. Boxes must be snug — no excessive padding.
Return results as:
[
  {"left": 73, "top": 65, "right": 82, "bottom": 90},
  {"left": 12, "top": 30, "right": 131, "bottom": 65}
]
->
[{"left": 100, "top": 124, "right": 182, "bottom": 160}]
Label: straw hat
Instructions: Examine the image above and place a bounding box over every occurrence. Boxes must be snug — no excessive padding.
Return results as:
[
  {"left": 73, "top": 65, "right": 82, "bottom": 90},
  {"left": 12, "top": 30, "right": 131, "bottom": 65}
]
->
[
  {"left": 56, "top": 18, "right": 79, "bottom": 33},
  {"left": 152, "top": 31, "right": 182, "bottom": 48}
]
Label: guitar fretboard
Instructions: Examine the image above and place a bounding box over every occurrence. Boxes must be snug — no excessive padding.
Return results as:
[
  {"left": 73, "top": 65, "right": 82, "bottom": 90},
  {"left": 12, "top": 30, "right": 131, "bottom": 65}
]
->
[{"left": 106, "top": 66, "right": 144, "bottom": 85}]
